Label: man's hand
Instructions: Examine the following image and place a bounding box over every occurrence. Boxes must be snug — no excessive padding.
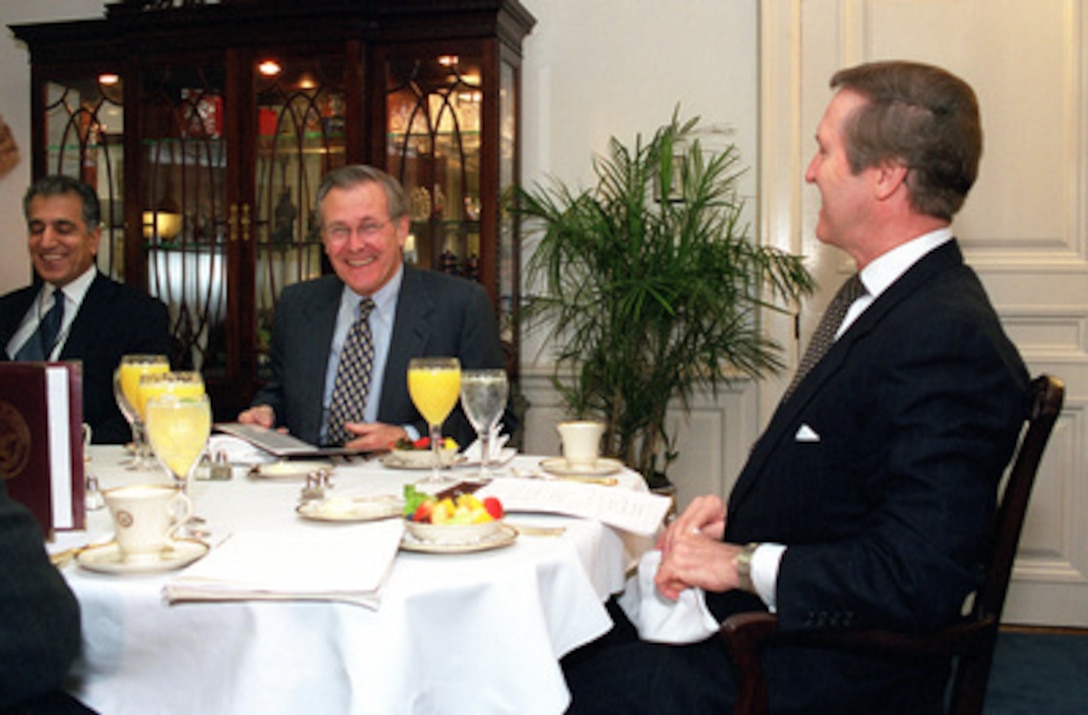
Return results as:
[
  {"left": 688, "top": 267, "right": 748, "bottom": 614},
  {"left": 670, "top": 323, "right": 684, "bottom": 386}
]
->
[
  {"left": 342, "top": 422, "right": 408, "bottom": 453},
  {"left": 657, "top": 494, "right": 727, "bottom": 554},
  {"left": 653, "top": 494, "right": 736, "bottom": 600},
  {"left": 654, "top": 535, "right": 744, "bottom": 601},
  {"left": 238, "top": 405, "right": 275, "bottom": 429}
]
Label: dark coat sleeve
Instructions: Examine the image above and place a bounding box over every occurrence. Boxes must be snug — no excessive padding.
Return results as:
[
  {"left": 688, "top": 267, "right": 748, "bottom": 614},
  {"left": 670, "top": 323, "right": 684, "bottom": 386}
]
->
[{"left": 0, "top": 482, "right": 81, "bottom": 708}]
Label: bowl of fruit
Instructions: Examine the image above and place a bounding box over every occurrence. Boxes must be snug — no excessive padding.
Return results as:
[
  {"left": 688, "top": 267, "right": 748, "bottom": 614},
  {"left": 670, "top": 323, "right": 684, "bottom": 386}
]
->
[
  {"left": 383, "top": 436, "right": 464, "bottom": 470},
  {"left": 402, "top": 485, "right": 505, "bottom": 545}
]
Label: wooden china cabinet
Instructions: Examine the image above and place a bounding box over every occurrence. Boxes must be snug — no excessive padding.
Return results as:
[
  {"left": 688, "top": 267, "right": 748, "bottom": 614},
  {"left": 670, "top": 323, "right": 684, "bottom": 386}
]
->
[{"left": 11, "top": 0, "right": 534, "bottom": 419}]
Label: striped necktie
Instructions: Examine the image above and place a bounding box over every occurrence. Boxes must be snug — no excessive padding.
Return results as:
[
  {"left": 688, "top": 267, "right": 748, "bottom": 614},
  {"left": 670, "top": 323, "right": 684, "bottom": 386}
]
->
[
  {"left": 326, "top": 297, "right": 376, "bottom": 446},
  {"left": 783, "top": 274, "right": 866, "bottom": 401},
  {"left": 15, "top": 289, "right": 64, "bottom": 361}
]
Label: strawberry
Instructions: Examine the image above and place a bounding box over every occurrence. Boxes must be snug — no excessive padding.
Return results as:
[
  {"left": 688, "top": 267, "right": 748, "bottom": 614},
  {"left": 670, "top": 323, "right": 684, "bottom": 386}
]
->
[
  {"left": 411, "top": 500, "right": 434, "bottom": 523},
  {"left": 483, "top": 497, "right": 504, "bottom": 520}
]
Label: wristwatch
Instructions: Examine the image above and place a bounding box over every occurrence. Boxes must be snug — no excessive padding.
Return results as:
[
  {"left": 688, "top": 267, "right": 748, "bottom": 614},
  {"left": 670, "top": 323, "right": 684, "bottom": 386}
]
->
[{"left": 735, "top": 542, "right": 760, "bottom": 593}]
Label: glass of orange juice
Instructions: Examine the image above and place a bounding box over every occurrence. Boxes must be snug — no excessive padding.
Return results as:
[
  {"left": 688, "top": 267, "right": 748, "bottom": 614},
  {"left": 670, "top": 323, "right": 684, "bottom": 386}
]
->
[
  {"left": 137, "top": 371, "right": 205, "bottom": 422},
  {"left": 146, "top": 392, "right": 212, "bottom": 537},
  {"left": 114, "top": 354, "right": 169, "bottom": 470},
  {"left": 407, "top": 356, "right": 461, "bottom": 484}
]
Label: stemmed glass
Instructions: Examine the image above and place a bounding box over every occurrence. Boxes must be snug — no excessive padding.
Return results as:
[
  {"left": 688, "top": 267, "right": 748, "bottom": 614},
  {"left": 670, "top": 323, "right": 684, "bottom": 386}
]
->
[
  {"left": 114, "top": 354, "right": 169, "bottom": 470},
  {"left": 407, "top": 356, "right": 462, "bottom": 485},
  {"left": 138, "top": 371, "right": 205, "bottom": 420},
  {"left": 460, "top": 369, "right": 508, "bottom": 481},
  {"left": 145, "top": 393, "right": 212, "bottom": 539}
]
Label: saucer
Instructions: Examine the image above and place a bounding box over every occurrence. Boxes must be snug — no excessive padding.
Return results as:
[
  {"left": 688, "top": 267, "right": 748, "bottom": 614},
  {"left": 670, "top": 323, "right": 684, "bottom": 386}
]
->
[
  {"left": 400, "top": 523, "right": 517, "bottom": 554},
  {"left": 297, "top": 494, "right": 404, "bottom": 522},
  {"left": 539, "top": 457, "right": 624, "bottom": 478},
  {"left": 380, "top": 451, "right": 466, "bottom": 470},
  {"left": 76, "top": 539, "right": 209, "bottom": 575},
  {"left": 249, "top": 460, "right": 333, "bottom": 480}
]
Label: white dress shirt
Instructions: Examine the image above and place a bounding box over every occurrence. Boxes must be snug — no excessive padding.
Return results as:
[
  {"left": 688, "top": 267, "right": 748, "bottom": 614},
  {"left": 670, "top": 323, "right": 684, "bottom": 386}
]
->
[
  {"left": 319, "top": 265, "right": 404, "bottom": 443},
  {"left": 5, "top": 264, "right": 96, "bottom": 360}
]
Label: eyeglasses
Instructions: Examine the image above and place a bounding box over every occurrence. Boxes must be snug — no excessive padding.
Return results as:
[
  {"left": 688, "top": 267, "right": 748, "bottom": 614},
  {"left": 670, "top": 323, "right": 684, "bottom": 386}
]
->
[{"left": 324, "top": 220, "right": 390, "bottom": 243}]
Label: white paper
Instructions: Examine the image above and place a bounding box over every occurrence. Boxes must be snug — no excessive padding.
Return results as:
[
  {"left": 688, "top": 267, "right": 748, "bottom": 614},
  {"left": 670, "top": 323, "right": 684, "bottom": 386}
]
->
[
  {"left": 164, "top": 519, "right": 404, "bottom": 609},
  {"left": 476, "top": 479, "right": 670, "bottom": 536},
  {"left": 46, "top": 366, "right": 73, "bottom": 529}
]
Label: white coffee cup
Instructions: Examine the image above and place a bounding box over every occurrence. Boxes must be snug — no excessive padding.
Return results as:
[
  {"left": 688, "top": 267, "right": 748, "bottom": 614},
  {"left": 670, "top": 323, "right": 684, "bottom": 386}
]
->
[
  {"left": 556, "top": 420, "right": 605, "bottom": 469},
  {"left": 104, "top": 484, "right": 193, "bottom": 562}
]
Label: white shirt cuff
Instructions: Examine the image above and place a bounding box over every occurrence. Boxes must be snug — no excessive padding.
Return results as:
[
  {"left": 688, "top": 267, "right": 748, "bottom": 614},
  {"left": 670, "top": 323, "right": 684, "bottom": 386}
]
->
[{"left": 751, "top": 542, "right": 786, "bottom": 612}]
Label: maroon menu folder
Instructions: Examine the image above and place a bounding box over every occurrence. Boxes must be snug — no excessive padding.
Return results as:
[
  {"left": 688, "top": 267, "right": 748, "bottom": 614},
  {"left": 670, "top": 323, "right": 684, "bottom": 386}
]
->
[{"left": 0, "top": 361, "right": 85, "bottom": 538}]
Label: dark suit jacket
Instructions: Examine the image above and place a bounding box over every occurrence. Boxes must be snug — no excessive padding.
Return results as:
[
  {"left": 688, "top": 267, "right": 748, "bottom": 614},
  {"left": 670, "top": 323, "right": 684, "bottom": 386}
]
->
[
  {"left": 0, "top": 480, "right": 81, "bottom": 708},
  {"left": 1, "top": 272, "right": 172, "bottom": 444},
  {"left": 704, "top": 240, "right": 1029, "bottom": 712},
  {"left": 252, "top": 265, "right": 513, "bottom": 448}
]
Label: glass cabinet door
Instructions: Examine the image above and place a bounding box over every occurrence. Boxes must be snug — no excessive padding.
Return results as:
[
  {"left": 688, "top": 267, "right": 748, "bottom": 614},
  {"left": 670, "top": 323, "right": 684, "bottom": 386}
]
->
[
  {"left": 137, "top": 61, "right": 229, "bottom": 374},
  {"left": 40, "top": 71, "right": 126, "bottom": 282},
  {"left": 383, "top": 51, "right": 484, "bottom": 280},
  {"left": 251, "top": 50, "right": 348, "bottom": 379}
]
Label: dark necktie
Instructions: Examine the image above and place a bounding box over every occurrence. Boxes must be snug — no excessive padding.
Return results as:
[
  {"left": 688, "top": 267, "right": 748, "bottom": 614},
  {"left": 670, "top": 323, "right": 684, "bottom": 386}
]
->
[
  {"left": 15, "top": 289, "right": 65, "bottom": 361},
  {"left": 783, "top": 274, "right": 867, "bottom": 400},
  {"left": 326, "top": 297, "right": 376, "bottom": 446}
]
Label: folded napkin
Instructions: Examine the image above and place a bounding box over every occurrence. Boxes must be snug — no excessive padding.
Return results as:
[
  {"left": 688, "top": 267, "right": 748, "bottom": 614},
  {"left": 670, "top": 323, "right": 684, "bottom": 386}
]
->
[
  {"left": 206, "top": 434, "right": 277, "bottom": 466},
  {"left": 461, "top": 430, "right": 516, "bottom": 466},
  {"left": 164, "top": 519, "right": 404, "bottom": 609},
  {"left": 617, "top": 549, "right": 719, "bottom": 644}
]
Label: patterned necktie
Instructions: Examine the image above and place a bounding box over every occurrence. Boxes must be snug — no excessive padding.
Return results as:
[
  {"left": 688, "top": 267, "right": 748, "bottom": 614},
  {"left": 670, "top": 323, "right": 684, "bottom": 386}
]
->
[
  {"left": 326, "top": 297, "right": 376, "bottom": 446},
  {"left": 783, "top": 274, "right": 866, "bottom": 400},
  {"left": 15, "top": 288, "right": 64, "bottom": 361}
]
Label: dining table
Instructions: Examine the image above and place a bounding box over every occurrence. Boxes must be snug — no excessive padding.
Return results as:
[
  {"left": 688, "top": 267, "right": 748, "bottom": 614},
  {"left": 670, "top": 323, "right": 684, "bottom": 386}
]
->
[{"left": 49, "top": 445, "right": 658, "bottom": 715}]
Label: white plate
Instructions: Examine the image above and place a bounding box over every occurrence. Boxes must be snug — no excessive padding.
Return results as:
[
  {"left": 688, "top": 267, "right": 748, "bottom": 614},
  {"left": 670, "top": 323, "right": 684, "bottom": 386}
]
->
[
  {"left": 400, "top": 523, "right": 517, "bottom": 554},
  {"left": 297, "top": 495, "right": 404, "bottom": 522},
  {"left": 249, "top": 460, "right": 333, "bottom": 479},
  {"left": 76, "top": 539, "right": 209, "bottom": 575},
  {"left": 380, "top": 451, "right": 466, "bottom": 470},
  {"left": 539, "top": 457, "right": 624, "bottom": 478}
]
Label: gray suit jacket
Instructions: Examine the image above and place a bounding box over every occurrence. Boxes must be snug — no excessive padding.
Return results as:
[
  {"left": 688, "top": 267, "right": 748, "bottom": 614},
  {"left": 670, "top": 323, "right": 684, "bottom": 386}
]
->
[{"left": 253, "top": 265, "right": 512, "bottom": 448}]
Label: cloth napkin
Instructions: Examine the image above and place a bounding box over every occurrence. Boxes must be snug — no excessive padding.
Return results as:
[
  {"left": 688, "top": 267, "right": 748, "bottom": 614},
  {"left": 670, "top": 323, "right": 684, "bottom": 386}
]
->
[
  {"left": 617, "top": 549, "right": 720, "bottom": 644},
  {"left": 164, "top": 519, "right": 404, "bottom": 609},
  {"left": 461, "top": 429, "right": 516, "bottom": 466}
]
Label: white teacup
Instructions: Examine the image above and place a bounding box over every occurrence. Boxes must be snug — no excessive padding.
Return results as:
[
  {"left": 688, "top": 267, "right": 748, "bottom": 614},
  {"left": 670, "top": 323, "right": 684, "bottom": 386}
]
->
[
  {"left": 556, "top": 420, "right": 605, "bottom": 469},
  {"left": 104, "top": 484, "right": 193, "bottom": 562}
]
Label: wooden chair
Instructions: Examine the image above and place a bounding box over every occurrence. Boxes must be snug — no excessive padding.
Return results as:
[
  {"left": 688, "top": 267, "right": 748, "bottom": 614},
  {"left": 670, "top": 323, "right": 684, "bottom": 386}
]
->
[{"left": 719, "top": 374, "right": 1064, "bottom": 715}]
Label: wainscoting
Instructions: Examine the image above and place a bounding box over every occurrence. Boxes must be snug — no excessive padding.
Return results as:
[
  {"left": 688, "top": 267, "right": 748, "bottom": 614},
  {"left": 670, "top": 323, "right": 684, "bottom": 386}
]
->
[{"left": 518, "top": 368, "right": 763, "bottom": 514}]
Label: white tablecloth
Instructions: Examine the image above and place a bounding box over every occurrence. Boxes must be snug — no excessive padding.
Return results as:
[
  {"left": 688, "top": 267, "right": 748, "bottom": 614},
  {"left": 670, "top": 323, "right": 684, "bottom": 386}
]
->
[{"left": 54, "top": 448, "right": 652, "bottom": 715}]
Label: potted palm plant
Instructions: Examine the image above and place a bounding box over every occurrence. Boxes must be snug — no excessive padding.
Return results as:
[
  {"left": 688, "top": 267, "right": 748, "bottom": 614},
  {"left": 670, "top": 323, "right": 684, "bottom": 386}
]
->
[{"left": 514, "top": 112, "right": 813, "bottom": 489}]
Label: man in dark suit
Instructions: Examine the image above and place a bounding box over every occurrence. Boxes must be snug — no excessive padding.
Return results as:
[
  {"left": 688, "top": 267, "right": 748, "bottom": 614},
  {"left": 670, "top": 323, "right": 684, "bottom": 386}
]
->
[
  {"left": 0, "top": 175, "right": 171, "bottom": 445},
  {"left": 239, "top": 165, "right": 511, "bottom": 451},
  {"left": 564, "top": 61, "right": 1029, "bottom": 714},
  {"left": 0, "top": 478, "right": 86, "bottom": 713}
]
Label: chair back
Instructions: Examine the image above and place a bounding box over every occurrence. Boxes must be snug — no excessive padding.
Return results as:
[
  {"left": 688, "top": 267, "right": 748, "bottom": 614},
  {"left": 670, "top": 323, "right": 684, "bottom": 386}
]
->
[
  {"left": 948, "top": 373, "right": 1064, "bottom": 712},
  {"left": 721, "top": 375, "right": 1065, "bottom": 715}
]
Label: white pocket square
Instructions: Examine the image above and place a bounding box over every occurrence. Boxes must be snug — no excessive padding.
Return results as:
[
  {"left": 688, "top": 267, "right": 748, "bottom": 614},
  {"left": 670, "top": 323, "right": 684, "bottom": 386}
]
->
[{"left": 795, "top": 424, "right": 820, "bottom": 442}]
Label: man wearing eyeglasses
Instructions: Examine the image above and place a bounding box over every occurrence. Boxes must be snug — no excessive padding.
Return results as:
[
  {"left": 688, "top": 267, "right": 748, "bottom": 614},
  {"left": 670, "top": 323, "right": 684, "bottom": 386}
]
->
[{"left": 238, "top": 164, "right": 512, "bottom": 452}]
